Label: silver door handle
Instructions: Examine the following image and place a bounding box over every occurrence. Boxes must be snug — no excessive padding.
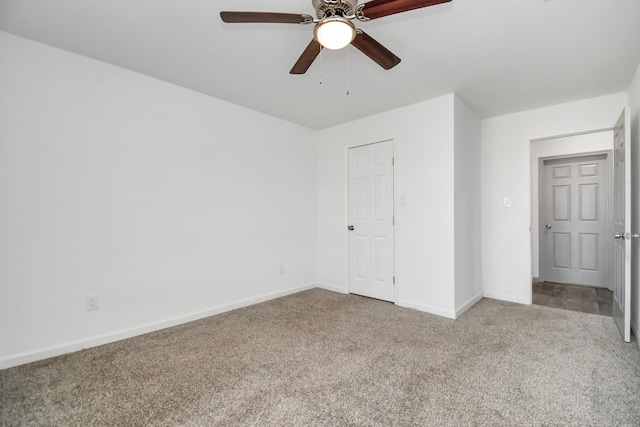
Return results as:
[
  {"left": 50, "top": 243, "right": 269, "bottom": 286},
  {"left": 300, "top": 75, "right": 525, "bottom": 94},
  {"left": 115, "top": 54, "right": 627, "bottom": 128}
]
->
[
  {"left": 348, "top": 225, "right": 354, "bottom": 231},
  {"left": 614, "top": 233, "right": 625, "bottom": 239},
  {"left": 545, "top": 224, "right": 552, "bottom": 230}
]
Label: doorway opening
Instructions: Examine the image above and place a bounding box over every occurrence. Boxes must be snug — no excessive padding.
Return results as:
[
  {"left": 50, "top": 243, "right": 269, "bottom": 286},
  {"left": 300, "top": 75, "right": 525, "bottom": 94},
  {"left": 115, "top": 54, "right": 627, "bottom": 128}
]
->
[{"left": 530, "top": 130, "right": 614, "bottom": 316}]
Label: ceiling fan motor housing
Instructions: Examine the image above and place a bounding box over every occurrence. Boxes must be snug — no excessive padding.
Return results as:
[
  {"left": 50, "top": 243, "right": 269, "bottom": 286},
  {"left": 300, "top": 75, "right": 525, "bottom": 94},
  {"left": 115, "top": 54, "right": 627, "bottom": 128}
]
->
[{"left": 312, "top": 0, "right": 358, "bottom": 19}]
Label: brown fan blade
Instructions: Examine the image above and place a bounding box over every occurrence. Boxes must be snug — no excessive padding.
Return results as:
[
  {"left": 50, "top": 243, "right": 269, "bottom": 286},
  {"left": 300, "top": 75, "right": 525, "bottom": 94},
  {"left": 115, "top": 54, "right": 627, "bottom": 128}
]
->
[
  {"left": 290, "top": 40, "right": 323, "bottom": 74},
  {"left": 220, "top": 11, "right": 312, "bottom": 24},
  {"left": 360, "top": 0, "right": 452, "bottom": 20},
  {"left": 351, "top": 31, "right": 401, "bottom": 70}
]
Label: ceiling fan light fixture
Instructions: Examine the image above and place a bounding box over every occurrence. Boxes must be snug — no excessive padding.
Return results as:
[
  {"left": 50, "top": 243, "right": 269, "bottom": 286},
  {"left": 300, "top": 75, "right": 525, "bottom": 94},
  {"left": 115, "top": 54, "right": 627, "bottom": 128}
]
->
[{"left": 314, "top": 17, "right": 356, "bottom": 50}]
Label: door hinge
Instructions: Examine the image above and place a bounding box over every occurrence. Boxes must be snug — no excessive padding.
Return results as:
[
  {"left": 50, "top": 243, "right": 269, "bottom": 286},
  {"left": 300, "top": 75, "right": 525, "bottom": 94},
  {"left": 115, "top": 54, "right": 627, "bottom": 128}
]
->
[
  {"left": 393, "top": 276, "right": 395, "bottom": 285},
  {"left": 392, "top": 157, "right": 394, "bottom": 166},
  {"left": 393, "top": 216, "right": 395, "bottom": 225}
]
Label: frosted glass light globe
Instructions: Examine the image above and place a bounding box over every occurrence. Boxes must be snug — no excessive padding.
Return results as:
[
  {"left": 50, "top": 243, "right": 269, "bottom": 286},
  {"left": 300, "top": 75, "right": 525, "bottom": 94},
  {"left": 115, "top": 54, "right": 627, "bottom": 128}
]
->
[{"left": 315, "top": 18, "right": 356, "bottom": 50}]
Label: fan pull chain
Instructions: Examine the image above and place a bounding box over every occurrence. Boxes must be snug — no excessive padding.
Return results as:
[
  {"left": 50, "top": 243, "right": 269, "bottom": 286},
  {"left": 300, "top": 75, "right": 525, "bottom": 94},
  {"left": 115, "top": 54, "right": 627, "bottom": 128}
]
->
[{"left": 346, "top": 46, "right": 350, "bottom": 96}]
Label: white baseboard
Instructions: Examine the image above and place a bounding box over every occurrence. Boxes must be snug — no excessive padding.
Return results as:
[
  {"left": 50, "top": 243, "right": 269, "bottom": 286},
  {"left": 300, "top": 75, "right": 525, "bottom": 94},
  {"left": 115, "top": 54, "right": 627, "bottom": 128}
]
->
[
  {"left": 483, "top": 291, "right": 527, "bottom": 305},
  {"left": 396, "top": 299, "right": 456, "bottom": 319},
  {"left": 632, "top": 319, "right": 640, "bottom": 349},
  {"left": 397, "top": 294, "right": 483, "bottom": 320},
  {"left": 315, "top": 283, "right": 348, "bottom": 294},
  {"left": 455, "top": 292, "right": 484, "bottom": 318},
  {"left": 0, "top": 284, "right": 317, "bottom": 371}
]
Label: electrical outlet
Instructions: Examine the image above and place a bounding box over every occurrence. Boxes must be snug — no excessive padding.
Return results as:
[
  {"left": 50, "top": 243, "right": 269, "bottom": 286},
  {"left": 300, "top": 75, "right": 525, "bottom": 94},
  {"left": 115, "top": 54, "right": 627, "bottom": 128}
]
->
[
  {"left": 86, "top": 294, "right": 99, "bottom": 311},
  {"left": 280, "top": 265, "right": 285, "bottom": 275}
]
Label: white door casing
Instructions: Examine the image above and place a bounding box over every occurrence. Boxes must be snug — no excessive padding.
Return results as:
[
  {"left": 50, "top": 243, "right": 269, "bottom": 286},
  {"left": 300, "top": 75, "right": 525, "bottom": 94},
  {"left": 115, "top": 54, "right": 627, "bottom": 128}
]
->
[
  {"left": 613, "top": 109, "right": 632, "bottom": 342},
  {"left": 348, "top": 141, "right": 395, "bottom": 302},
  {"left": 539, "top": 155, "right": 610, "bottom": 287}
]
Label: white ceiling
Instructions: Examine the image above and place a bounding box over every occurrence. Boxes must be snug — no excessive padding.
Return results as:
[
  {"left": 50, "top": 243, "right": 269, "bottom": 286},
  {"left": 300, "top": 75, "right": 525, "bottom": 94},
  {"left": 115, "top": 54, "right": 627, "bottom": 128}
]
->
[{"left": 1, "top": 0, "right": 639, "bottom": 129}]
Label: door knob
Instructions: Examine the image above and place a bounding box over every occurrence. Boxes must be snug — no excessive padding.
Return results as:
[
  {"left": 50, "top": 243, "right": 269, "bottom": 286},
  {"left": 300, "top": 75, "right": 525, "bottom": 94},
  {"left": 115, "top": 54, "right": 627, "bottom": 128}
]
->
[
  {"left": 348, "top": 225, "right": 355, "bottom": 231},
  {"left": 614, "top": 233, "right": 625, "bottom": 239},
  {"left": 545, "top": 224, "right": 552, "bottom": 230}
]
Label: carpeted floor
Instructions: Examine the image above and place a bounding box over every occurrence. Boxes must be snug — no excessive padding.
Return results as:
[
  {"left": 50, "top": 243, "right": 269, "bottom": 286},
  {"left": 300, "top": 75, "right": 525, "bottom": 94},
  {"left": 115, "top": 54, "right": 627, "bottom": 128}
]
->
[{"left": 1, "top": 288, "right": 640, "bottom": 426}]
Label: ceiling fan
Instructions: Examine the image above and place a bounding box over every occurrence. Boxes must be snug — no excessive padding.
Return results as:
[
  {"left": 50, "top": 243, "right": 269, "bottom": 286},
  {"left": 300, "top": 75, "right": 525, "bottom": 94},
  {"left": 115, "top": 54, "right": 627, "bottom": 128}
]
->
[{"left": 220, "top": 0, "right": 452, "bottom": 74}]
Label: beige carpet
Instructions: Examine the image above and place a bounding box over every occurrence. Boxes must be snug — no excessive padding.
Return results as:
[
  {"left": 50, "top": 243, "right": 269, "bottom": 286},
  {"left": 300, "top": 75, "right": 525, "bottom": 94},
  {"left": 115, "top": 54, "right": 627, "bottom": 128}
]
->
[{"left": 1, "top": 288, "right": 640, "bottom": 426}]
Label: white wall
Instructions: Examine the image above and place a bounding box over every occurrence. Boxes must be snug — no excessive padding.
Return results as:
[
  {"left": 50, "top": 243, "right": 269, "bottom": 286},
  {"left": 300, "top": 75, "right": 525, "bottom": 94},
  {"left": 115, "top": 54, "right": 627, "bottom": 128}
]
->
[
  {"left": 316, "top": 95, "right": 458, "bottom": 317},
  {"left": 453, "top": 96, "right": 483, "bottom": 314},
  {"left": 629, "top": 62, "right": 640, "bottom": 341},
  {"left": 0, "top": 32, "right": 317, "bottom": 368},
  {"left": 530, "top": 131, "right": 613, "bottom": 279},
  {"left": 481, "top": 93, "right": 628, "bottom": 305}
]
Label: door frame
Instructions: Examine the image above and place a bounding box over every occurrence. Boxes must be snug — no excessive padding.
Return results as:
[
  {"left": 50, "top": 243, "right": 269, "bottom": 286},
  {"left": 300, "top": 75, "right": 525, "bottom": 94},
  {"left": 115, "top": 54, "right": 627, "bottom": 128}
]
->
[
  {"left": 529, "top": 128, "right": 615, "bottom": 303},
  {"left": 345, "top": 139, "right": 397, "bottom": 303},
  {"left": 537, "top": 152, "right": 613, "bottom": 289}
]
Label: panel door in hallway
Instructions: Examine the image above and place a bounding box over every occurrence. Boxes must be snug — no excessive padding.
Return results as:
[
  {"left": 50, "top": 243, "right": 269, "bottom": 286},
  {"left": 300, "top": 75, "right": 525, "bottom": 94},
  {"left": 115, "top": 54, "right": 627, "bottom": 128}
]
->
[
  {"left": 540, "top": 154, "right": 610, "bottom": 287},
  {"left": 348, "top": 141, "right": 395, "bottom": 302}
]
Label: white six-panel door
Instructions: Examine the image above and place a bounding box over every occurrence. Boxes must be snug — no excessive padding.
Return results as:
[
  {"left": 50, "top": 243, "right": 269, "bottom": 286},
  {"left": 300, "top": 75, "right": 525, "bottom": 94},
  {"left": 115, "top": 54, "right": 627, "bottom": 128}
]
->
[
  {"left": 613, "top": 109, "right": 632, "bottom": 342},
  {"left": 540, "top": 155, "right": 610, "bottom": 287},
  {"left": 348, "top": 141, "right": 395, "bottom": 302}
]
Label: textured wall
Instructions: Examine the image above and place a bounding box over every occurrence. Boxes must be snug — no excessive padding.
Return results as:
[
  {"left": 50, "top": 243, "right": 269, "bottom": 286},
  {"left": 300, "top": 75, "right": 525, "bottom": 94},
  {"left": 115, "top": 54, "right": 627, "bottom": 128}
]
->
[{"left": 0, "top": 33, "right": 317, "bottom": 367}]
